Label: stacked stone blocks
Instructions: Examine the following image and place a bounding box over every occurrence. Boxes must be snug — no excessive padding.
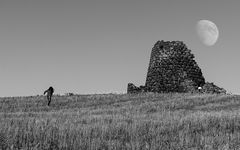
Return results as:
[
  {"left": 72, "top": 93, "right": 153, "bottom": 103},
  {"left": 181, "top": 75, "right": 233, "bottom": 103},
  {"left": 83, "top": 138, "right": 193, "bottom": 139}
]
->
[{"left": 144, "top": 40, "right": 205, "bottom": 93}]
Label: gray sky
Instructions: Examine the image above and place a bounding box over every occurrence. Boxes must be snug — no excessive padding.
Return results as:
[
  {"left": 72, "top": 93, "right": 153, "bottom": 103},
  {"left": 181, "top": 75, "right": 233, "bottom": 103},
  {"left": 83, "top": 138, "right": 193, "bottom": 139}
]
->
[{"left": 0, "top": 0, "right": 239, "bottom": 96}]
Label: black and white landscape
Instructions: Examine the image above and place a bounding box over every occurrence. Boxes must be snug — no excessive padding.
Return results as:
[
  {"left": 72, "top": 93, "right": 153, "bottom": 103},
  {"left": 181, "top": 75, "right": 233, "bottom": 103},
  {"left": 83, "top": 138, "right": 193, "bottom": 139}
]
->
[{"left": 0, "top": 0, "right": 239, "bottom": 149}]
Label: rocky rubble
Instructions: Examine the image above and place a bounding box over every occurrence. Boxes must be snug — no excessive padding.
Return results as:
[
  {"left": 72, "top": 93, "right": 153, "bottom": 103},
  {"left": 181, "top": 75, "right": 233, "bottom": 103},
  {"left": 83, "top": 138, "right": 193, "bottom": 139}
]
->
[
  {"left": 202, "top": 82, "right": 226, "bottom": 94},
  {"left": 127, "top": 83, "right": 145, "bottom": 94}
]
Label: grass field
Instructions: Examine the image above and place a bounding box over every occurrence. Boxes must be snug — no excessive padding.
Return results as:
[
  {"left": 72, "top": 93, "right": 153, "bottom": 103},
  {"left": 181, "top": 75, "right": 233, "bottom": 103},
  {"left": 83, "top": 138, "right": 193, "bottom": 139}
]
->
[{"left": 0, "top": 93, "right": 240, "bottom": 149}]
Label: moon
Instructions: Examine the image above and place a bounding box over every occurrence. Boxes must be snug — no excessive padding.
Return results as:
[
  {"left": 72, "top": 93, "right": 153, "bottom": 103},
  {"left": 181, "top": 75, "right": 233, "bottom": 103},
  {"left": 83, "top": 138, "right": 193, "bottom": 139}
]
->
[{"left": 196, "top": 20, "right": 219, "bottom": 46}]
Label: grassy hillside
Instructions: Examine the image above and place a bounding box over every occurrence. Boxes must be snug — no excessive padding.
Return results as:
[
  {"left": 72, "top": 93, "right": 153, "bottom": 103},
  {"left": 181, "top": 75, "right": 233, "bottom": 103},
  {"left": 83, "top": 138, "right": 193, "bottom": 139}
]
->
[{"left": 0, "top": 93, "right": 240, "bottom": 149}]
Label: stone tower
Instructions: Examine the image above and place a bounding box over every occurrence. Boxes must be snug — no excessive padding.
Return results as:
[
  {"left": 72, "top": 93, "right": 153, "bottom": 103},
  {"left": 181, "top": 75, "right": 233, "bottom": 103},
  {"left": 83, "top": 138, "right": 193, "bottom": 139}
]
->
[{"left": 145, "top": 40, "right": 205, "bottom": 92}]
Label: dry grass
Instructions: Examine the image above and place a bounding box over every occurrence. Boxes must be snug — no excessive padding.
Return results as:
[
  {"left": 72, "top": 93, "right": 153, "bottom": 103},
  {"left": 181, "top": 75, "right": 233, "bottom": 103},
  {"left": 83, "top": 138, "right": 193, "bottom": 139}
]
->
[{"left": 0, "top": 93, "right": 240, "bottom": 149}]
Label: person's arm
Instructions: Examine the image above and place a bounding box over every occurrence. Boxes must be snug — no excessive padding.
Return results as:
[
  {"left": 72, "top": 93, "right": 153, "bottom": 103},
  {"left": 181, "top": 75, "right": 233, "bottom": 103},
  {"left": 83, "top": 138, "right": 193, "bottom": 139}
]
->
[{"left": 44, "top": 90, "right": 47, "bottom": 95}]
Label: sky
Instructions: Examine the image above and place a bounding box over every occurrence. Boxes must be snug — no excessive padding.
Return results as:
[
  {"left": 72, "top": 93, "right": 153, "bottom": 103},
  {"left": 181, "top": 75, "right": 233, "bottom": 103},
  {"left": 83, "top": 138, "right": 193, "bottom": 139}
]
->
[{"left": 0, "top": 0, "right": 239, "bottom": 97}]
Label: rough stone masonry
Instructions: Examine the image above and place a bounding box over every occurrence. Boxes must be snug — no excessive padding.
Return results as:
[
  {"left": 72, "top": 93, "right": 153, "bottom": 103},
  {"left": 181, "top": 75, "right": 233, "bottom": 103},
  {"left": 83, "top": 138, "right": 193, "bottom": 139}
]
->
[{"left": 128, "top": 40, "right": 206, "bottom": 93}]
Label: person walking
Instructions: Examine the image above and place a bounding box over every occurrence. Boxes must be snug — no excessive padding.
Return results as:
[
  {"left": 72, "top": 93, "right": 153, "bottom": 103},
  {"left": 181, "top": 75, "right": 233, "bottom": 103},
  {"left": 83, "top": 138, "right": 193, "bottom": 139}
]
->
[{"left": 44, "top": 86, "right": 54, "bottom": 106}]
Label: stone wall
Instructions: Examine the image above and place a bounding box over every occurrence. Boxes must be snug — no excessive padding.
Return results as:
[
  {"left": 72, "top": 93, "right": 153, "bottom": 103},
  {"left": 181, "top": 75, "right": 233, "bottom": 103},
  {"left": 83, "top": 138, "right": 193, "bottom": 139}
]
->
[{"left": 145, "top": 40, "right": 205, "bottom": 92}]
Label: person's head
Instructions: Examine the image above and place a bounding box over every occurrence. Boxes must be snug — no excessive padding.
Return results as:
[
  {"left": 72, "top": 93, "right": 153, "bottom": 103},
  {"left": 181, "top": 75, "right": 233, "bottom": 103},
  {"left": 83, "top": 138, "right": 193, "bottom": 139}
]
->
[{"left": 48, "top": 86, "right": 54, "bottom": 94}]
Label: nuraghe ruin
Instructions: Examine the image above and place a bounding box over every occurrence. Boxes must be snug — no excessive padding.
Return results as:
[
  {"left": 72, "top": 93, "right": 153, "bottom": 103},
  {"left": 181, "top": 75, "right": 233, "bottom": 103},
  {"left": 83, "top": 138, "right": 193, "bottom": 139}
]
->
[{"left": 128, "top": 40, "right": 226, "bottom": 94}]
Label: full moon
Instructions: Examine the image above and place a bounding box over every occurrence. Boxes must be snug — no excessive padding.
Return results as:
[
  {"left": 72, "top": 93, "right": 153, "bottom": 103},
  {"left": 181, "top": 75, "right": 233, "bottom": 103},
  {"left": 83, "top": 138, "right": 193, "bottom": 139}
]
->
[{"left": 196, "top": 20, "right": 219, "bottom": 46}]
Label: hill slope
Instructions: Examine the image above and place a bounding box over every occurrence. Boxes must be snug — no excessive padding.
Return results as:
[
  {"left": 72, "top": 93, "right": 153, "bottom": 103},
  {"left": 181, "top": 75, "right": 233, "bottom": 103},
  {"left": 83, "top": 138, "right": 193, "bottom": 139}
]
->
[{"left": 0, "top": 93, "right": 240, "bottom": 149}]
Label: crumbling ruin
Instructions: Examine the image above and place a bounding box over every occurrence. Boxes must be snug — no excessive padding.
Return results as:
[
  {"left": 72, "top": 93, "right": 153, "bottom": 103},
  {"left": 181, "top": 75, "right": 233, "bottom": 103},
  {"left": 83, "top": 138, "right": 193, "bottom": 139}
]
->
[{"left": 127, "top": 40, "right": 225, "bottom": 94}]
